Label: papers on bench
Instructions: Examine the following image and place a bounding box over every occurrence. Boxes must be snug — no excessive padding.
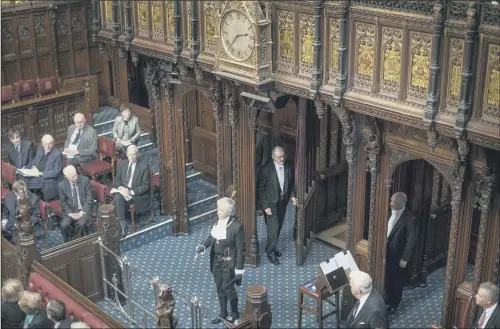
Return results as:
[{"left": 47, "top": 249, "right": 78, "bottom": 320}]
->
[
  {"left": 62, "top": 152, "right": 75, "bottom": 159},
  {"left": 17, "top": 168, "right": 40, "bottom": 177},
  {"left": 109, "top": 188, "right": 132, "bottom": 201}
]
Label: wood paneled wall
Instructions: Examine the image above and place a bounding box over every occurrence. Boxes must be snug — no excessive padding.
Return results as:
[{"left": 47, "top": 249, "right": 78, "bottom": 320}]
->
[{"left": 1, "top": 1, "right": 103, "bottom": 96}]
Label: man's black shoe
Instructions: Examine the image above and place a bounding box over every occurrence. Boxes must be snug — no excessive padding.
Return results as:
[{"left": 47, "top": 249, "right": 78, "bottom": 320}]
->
[
  {"left": 267, "top": 254, "right": 280, "bottom": 265},
  {"left": 274, "top": 250, "right": 282, "bottom": 258},
  {"left": 226, "top": 315, "right": 238, "bottom": 324},
  {"left": 211, "top": 318, "right": 222, "bottom": 324}
]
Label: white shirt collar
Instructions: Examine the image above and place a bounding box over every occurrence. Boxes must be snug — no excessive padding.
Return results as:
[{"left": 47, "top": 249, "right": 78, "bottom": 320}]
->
[
  {"left": 217, "top": 216, "right": 230, "bottom": 225},
  {"left": 274, "top": 161, "right": 284, "bottom": 169},
  {"left": 485, "top": 302, "right": 498, "bottom": 314},
  {"left": 391, "top": 207, "right": 405, "bottom": 217},
  {"left": 355, "top": 291, "right": 371, "bottom": 317},
  {"left": 53, "top": 321, "right": 61, "bottom": 329}
]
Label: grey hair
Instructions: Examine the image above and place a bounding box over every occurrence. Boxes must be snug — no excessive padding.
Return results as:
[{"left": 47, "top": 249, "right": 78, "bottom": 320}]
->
[
  {"left": 479, "top": 282, "right": 499, "bottom": 304},
  {"left": 393, "top": 192, "right": 407, "bottom": 205},
  {"left": 272, "top": 146, "right": 285, "bottom": 158},
  {"left": 63, "top": 165, "right": 77, "bottom": 177},
  {"left": 41, "top": 134, "right": 55, "bottom": 144},
  {"left": 70, "top": 322, "right": 91, "bottom": 329},
  {"left": 217, "top": 197, "right": 236, "bottom": 216},
  {"left": 349, "top": 270, "right": 373, "bottom": 295}
]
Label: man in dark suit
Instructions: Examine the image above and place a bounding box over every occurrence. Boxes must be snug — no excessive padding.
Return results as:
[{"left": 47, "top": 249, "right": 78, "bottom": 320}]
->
[
  {"left": 474, "top": 282, "right": 499, "bottom": 329},
  {"left": 26, "top": 134, "right": 63, "bottom": 202},
  {"left": 46, "top": 300, "right": 73, "bottom": 329},
  {"left": 385, "top": 192, "right": 416, "bottom": 314},
  {"left": 63, "top": 113, "right": 97, "bottom": 166},
  {"left": 113, "top": 145, "right": 151, "bottom": 236},
  {"left": 196, "top": 197, "right": 246, "bottom": 325},
  {"left": 1, "top": 279, "right": 26, "bottom": 329},
  {"left": 1, "top": 180, "right": 41, "bottom": 245},
  {"left": 346, "top": 270, "right": 388, "bottom": 329},
  {"left": 255, "top": 128, "right": 271, "bottom": 215},
  {"left": 112, "top": 104, "right": 142, "bottom": 159},
  {"left": 258, "top": 146, "right": 297, "bottom": 265},
  {"left": 58, "top": 165, "right": 94, "bottom": 243},
  {"left": 6, "top": 128, "right": 35, "bottom": 169}
]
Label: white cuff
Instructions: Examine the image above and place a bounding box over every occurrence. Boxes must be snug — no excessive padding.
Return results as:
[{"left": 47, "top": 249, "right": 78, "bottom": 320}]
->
[
  {"left": 235, "top": 269, "right": 245, "bottom": 275},
  {"left": 130, "top": 190, "right": 135, "bottom": 196}
]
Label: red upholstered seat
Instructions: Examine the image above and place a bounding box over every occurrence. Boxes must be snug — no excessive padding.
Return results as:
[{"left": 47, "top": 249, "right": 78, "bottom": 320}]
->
[
  {"left": 79, "top": 136, "right": 115, "bottom": 182},
  {"left": 28, "top": 272, "right": 112, "bottom": 329},
  {"left": 90, "top": 180, "right": 106, "bottom": 204},
  {"left": 37, "top": 76, "right": 58, "bottom": 95},
  {"left": 1, "top": 161, "right": 17, "bottom": 185},
  {"left": 47, "top": 200, "right": 62, "bottom": 217},
  {"left": 2, "top": 85, "right": 14, "bottom": 104},
  {"left": 14, "top": 79, "right": 36, "bottom": 100}
]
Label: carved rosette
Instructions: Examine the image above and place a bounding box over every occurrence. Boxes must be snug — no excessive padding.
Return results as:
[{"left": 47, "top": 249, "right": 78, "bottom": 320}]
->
[
  {"left": 441, "top": 138, "right": 469, "bottom": 326},
  {"left": 226, "top": 83, "right": 238, "bottom": 188},
  {"left": 209, "top": 77, "right": 224, "bottom": 197}
]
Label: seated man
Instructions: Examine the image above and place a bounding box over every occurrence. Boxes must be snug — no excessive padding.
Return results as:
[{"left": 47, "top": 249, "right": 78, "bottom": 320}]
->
[
  {"left": 6, "top": 128, "right": 35, "bottom": 169},
  {"left": 63, "top": 113, "right": 97, "bottom": 166},
  {"left": 26, "top": 134, "right": 62, "bottom": 202},
  {"left": 46, "top": 300, "right": 73, "bottom": 329},
  {"left": 2, "top": 181, "right": 41, "bottom": 244},
  {"left": 113, "top": 145, "right": 150, "bottom": 237},
  {"left": 58, "top": 165, "right": 94, "bottom": 243},
  {"left": 112, "top": 104, "right": 141, "bottom": 159}
]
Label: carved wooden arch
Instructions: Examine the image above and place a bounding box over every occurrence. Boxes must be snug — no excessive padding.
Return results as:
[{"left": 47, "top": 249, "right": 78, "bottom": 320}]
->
[{"left": 387, "top": 147, "right": 456, "bottom": 188}]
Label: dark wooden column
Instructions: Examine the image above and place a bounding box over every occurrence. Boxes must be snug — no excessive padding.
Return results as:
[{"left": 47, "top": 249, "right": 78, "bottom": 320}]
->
[
  {"left": 311, "top": 0, "right": 324, "bottom": 90},
  {"left": 226, "top": 83, "right": 238, "bottom": 190},
  {"left": 48, "top": 4, "right": 59, "bottom": 78},
  {"left": 295, "top": 97, "right": 308, "bottom": 265},
  {"left": 123, "top": 0, "right": 133, "bottom": 50},
  {"left": 111, "top": 0, "right": 120, "bottom": 45},
  {"left": 173, "top": 0, "right": 182, "bottom": 63},
  {"left": 209, "top": 77, "right": 225, "bottom": 197},
  {"left": 335, "top": 1, "right": 349, "bottom": 97},
  {"left": 363, "top": 118, "right": 381, "bottom": 275},
  {"left": 117, "top": 47, "right": 129, "bottom": 105}
]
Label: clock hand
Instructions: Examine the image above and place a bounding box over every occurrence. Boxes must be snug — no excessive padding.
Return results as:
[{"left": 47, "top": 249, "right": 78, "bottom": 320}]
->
[{"left": 229, "top": 33, "right": 250, "bottom": 47}]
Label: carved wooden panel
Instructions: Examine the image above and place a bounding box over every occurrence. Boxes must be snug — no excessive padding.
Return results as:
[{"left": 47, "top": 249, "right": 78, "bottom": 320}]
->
[
  {"left": 3, "top": 61, "right": 20, "bottom": 84},
  {"left": 51, "top": 263, "right": 70, "bottom": 283},
  {"left": 277, "top": 10, "right": 295, "bottom": 73},
  {"left": 198, "top": 92, "right": 215, "bottom": 133},
  {"left": 354, "top": 22, "right": 375, "bottom": 91},
  {"left": 352, "top": 0, "right": 434, "bottom": 15},
  {"left": 2, "top": 20, "right": 17, "bottom": 58},
  {"left": 55, "top": 10, "right": 70, "bottom": 50},
  {"left": 74, "top": 49, "right": 89, "bottom": 75},
  {"left": 34, "top": 14, "right": 50, "bottom": 54},
  {"left": 71, "top": 7, "right": 87, "bottom": 48},
  {"left": 203, "top": 1, "right": 217, "bottom": 54},
  {"left": 58, "top": 52, "right": 73, "bottom": 77},
  {"left": 165, "top": 0, "right": 175, "bottom": 44},
  {"left": 445, "top": 38, "right": 465, "bottom": 110},
  {"left": 380, "top": 27, "right": 403, "bottom": 97},
  {"left": 37, "top": 55, "right": 54, "bottom": 79},
  {"left": 18, "top": 17, "right": 34, "bottom": 55},
  {"left": 299, "top": 14, "right": 314, "bottom": 77},
  {"left": 407, "top": 31, "right": 432, "bottom": 103},
  {"left": 192, "top": 126, "right": 217, "bottom": 179},
  {"left": 1, "top": 238, "right": 20, "bottom": 282},
  {"left": 104, "top": 0, "right": 113, "bottom": 30},
  {"left": 482, "top": 44, "right": 500, "bottom": 123},
  {"left": 137, "top": 1, "right": 149, "bottom": 38},
  {"left": 20, "top": 58, "right": 37, "bottom": 80},
  {"left": 327, "top": 17, "right": 340, "bottom": 85},
  {"left": 482, "top": 3, "right": 500, "bottom": 27},
  {"left": 151, "top": 1, "right": 164, "bottom": 41},
  {"left": 185, "top": 1, "right": 192, "bottom": 49}
]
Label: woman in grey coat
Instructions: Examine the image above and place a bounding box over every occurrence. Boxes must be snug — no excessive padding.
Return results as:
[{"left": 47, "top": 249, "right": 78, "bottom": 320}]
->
[{"left": 112, "top": 104, "right": 141, "bottom": 158}]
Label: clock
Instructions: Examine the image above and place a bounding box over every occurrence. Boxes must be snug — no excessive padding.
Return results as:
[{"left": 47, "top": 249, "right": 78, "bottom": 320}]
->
[{"left": 220, "top": 10, "right": 256, "bottom": 62}]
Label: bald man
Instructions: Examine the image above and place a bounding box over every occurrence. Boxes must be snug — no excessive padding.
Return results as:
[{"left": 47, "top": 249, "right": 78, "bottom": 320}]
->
[
  {"left": 385, "top": 192, "right": 416, "bottom": 314},
  {"left": 58, "top": 165, "right": 94, "bottom": 242},
  {"left": 63, "top": 113, "right": 97, "bottom": 166},
  {"left": 26, "top": 134, "right": 62, "bottom": 201}
]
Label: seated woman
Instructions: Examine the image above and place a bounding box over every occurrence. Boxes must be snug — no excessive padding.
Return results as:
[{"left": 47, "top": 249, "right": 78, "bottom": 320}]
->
[
  {"left": 1, "top": 279, "right": 26, "bottom": 329},
  {"left": 18, "top": 291, "right": 51, "bottom": 329},
  {"left": 112, "top": 104, "right": 141, "bottom": 159}
]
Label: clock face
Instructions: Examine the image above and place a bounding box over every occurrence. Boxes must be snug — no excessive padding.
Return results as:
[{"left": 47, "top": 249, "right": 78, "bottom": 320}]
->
[{"left": 220, "top": 10, "right": 255, "bottom": 62}]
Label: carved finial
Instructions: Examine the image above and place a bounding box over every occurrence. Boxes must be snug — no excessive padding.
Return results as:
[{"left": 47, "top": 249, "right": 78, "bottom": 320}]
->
[
  {"left": 467, "top": 2, "right": 478, "bottom": 27},
  {"left": 427, "top": 125, "right": 438, "bottom": 152},
  {"left": 131, "top": 51, "right": 139, "bottom": 67},
  {"left": 314, "top": 94, "right": 326, "bottom": 119}
]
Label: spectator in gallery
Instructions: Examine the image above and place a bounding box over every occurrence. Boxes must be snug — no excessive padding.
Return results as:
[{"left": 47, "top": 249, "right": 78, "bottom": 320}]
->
[
  {"left": 46, "top": 300, "right": 73, "bottom": 329},
  {"left": 113, "top": 103, "right": 141, "bottom": 159},
  {"left": 6, "top": 128, "right": 35, "bottom": 169},
  {"left": 26, "top": 134, "right": 62, "bottom": 202},
  {"left": 474, "top": 281, "right": 499, "bottom": 329},
  {"left": 18, "top": 291, "right": 51, "bottom": 329},
  {"left": 1, "top": 279, "right": 26, "bottom": 329},
  {"left": 63, "top": 113, "right": 97, "bottom": 166},
  {"left": 2, "top": 180, "right": 42, "bottom": 244}
]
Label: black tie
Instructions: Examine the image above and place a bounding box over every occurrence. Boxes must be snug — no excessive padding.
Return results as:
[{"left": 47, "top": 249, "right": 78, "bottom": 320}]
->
[
  {"left": 124, "top": 164, "right": 132, "bottom": 186},
  {"left": 351, "top": 300, "right": 360, "bottom": 319},
  {"left": 72, "top": 129, "right": 81, "bottom": 145},
  {"left": 71, "top": 183, "right": 79, "bottom": 211},
  {"left": 15, "top": 145, "right": 21, "bottom": 165}
]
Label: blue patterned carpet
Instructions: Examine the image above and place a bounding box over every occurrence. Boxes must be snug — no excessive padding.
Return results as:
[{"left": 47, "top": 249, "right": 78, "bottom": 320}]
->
[{"left": 97, "top": 203, "right": 466, "bottom": 329}]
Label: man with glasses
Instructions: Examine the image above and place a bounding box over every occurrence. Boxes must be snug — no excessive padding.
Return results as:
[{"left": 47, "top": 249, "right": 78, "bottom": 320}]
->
[
  {"left": 112, "top": 145, "right": 151, "bottom": 237},
  {"left": 1, "top": 180, "right": 41, "bottom": 244},
  {"left": 6, "top": 128, "right": 35, "bottom": 169},
  {"left": 63, "top": 113, "right": 97, "bottom": 166},
  {"left": 26, "top": 134, "right": 62, "bottom": 201},
  {"left": 258, "top": 146, "right": 297, "bottom": 265},
  {"left": 58, "top": 165, "right": 94, "bottom": 242}
]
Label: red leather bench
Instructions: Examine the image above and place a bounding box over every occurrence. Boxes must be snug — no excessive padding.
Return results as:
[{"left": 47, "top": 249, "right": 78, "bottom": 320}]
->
[{"left": 28, "top": 272, "right": 114, "bottom": 328}]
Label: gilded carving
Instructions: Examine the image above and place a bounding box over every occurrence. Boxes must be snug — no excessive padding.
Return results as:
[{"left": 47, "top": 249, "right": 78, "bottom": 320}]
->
[
  {"left": 484, "top": 44, "right": 500, "bottom": 119},
  {"left": 204, "top": 2, "right": 217, "bottom": 52},
  {"left": 186, "top": 1, "right": 192, "bottom": 49},
  {"left": 408, "top": 32, "right": 432, "bottom": 100},
  {"left": 355, "top": 23, "right": 375, "bottom": 89},
  {"left": 299, "top": 14, "right": 315, "bottom": 72},
  {"left": 278, "top": 10, "right": 295, "bottom": 70},
  {"left": 152, "top": 2, "right": 164, "bottom": 40},
  {"left": 105, "top": 0, "right": 113, "bottom": 29},
  {"left": 329, "top": 18, "right": 340, "bottom": 83},
  {"left": 166, "top": 0, "right": 175, "bottom": 43},
  {"left": 138, "top": 1, "right": 149, "bottom": 38},
  {"left": 447, "top": 38, "right": 464, "bottom": 108},
  {"left": 381, "top": 27, "right": 403, "bottom": 95}
]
